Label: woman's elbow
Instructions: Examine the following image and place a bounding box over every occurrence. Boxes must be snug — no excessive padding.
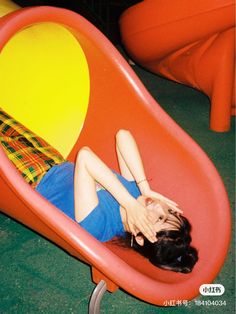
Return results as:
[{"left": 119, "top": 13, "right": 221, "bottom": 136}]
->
[
  {"left": 116, "top": 129, "right": 131, "bottom": 140},
  {"left": 76, "top": 146, "right": 92, "bottom": 162}
]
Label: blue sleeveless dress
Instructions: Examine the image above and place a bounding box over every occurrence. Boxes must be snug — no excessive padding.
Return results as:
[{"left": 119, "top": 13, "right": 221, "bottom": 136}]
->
[{"left": 36, "top": 162, "right": 141, "bottom": 242}]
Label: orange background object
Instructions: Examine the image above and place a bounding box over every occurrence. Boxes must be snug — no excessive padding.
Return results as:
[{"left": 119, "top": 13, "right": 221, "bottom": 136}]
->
[
  {"left": 0, "top": 6, "right": 231, "bottom": 306},
  {"left": 120, "top": 0, "right": 235, "bottom": 132}
]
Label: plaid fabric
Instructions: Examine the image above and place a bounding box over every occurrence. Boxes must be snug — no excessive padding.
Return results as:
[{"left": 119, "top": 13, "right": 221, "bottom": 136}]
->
[{"left": 0, "top": 109, "right": 65, "bottom": 188}]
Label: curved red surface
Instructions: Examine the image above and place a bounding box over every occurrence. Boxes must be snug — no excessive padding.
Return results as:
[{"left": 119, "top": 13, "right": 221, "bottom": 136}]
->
[
  {"left": 0, "top": 6, "right": 231, "bottom": 306},
  {"left": 120, "top": 0, "right": 235, "bottom": 132}
]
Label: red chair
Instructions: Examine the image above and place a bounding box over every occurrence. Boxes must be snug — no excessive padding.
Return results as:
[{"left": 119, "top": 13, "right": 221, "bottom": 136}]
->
[{"left": 120, "top": 0, "right": 235, "bottom": 132}]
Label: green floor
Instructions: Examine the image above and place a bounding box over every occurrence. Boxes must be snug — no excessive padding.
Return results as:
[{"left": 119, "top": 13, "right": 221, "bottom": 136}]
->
[{"left": 0, "top": 63, "right": 235, "bottom": 313}]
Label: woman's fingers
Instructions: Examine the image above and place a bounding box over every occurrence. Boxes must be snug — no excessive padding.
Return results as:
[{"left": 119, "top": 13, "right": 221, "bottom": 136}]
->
[
  {"left": 126, "top": 200, "right": 158, "bottom": 243},
  {"left": 128, "top": 223, "right": 137, "bottom": 237},
  {"left": 136, "top": 216, "right": 157, "bottom": 242},
  {"left": 147, "top": 190, "right": 183, "bottom": 214},
  {"left": 128, "top": 216, "right": 156, "bottom": 243},
  {"left": 167, "top": 203, "right": 183, "bottom": 214},
  {"left": 149, "top": 191, "right": 178, "bottom": 205},
  {"left": 161, "top": 197, "right": 178, "bottom": 207},
  {"left": 160, "top": 196, "right": 178, "bottom": 206}
]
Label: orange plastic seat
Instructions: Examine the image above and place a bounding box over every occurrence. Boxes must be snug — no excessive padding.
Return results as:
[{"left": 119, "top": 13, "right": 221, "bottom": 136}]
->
[
  {"left": 120, "top": 0, "right": 235, "bottom": 132},
  {"left": 0, "top": 3, "right": 231, "bottom": 308}
]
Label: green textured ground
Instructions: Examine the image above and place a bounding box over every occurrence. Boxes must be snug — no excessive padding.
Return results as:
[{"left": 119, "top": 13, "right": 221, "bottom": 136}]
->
[{"left": 0, "top": 63, "right": 235, "bottom": 313}]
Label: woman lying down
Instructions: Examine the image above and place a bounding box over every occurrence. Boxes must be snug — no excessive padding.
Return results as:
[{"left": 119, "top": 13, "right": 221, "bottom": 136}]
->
[{"left": 0, "top": 109, "right": 198, "bottom": 273}]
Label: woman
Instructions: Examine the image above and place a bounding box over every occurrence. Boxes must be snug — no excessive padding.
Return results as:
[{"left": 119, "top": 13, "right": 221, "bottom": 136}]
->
[{"left": 0, "top": 109, "right": 198, "bottom": 272}]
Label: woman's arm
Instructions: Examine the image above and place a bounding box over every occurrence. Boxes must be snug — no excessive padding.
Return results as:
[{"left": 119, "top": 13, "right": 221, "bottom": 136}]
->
[
  {"left": 74, "top": 147, "right": 157, "bottom": 242},
  {"left": 116, "top": 129, "right": 150, "bottom": 193},
  {"left": 115, "top": 130, "right": 181, "bottom": 212}
]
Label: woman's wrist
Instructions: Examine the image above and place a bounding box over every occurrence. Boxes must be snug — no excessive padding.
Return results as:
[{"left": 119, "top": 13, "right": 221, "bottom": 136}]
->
[
  {"left": 137, "top": 179, "right": 150, "bottom": 195},
  {"left": 137, "top": 178, "right": 147, "bottom": 185},
  {"left": 124, "top": 195, "right": 139, "bottom": 210}
]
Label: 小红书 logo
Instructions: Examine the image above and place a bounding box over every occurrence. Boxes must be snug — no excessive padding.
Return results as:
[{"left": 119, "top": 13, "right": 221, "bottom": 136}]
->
[{"left": 199, "top": 284, "right": 225, "bottom": 296}]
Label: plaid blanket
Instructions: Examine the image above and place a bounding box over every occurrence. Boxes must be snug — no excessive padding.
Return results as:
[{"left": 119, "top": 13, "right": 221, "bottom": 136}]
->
[{"left": 0, "top": 109, "right": 65, "bottom": 188}]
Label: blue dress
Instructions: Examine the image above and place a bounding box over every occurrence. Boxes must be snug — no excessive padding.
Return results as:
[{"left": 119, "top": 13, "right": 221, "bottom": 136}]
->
[{"left": 36, "top": 162, "right": 141, "bottom": 242}]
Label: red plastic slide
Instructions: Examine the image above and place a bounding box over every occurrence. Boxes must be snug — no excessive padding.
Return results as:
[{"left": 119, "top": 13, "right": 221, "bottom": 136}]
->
[
  {"left": 120, "top": 0, "right": 235, "bottom": 132},
  {"left": 0, "top": 4, "right": 231, "bottom": 307}
]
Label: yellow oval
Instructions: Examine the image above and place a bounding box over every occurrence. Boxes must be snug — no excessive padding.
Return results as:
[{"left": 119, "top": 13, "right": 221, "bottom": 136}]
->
[{"left": 0, "top": 22, "right": 90, "bottom": 158}]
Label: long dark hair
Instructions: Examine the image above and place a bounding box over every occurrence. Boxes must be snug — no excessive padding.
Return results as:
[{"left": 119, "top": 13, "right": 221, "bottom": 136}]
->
[{"left": 118, "top": 214, "right": 198, "bottom": 273}]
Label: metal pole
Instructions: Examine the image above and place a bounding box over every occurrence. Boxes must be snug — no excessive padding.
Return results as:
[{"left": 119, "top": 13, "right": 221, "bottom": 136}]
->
[{"left": 89, "top": 280, "right": 107, "bottom": 314}]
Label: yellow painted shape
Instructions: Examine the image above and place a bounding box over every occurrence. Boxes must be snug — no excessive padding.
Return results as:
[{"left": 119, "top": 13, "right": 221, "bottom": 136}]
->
[
  {"left": 0, "top": 0, "right": 20, "bottom": 17},
  {"left": 0, "top": 22, "right": 90, "bottom": 157}
]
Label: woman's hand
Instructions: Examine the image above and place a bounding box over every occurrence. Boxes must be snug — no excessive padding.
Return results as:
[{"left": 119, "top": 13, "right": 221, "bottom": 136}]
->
[
  {"left": 125, "top": 199, "right": 157, "bottom": 243},
  {"left": 143, "top": 189, "right": 183, "bottom": 214}
]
